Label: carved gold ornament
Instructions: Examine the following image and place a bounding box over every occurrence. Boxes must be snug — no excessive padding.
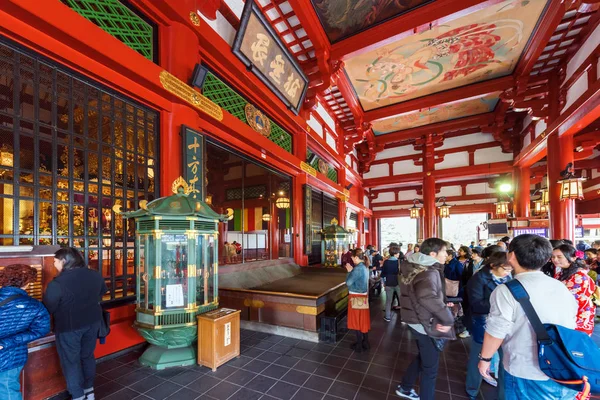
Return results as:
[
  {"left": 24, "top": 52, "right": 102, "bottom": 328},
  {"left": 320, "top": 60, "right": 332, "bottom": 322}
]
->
[
  {"left": 244, "top": 104, "right": 271, "bottom": 137},
  {"left": 189, "top": 11, "right": 200, "bottom": 26},
  {"left": 172, "top": 176, "right": 192, "bottom": 195},
  {"left": 318, "top": 159, "right": 329, "bottom": 174},
  {"left": 159, "top": 71, "right": 223, "bottom": 121}
]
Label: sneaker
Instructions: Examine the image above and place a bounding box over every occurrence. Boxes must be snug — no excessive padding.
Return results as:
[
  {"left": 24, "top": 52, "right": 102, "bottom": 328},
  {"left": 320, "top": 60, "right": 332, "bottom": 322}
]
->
[
  {"left": 395, "top": 387, "right": 420, "bottom": 399},
  {"left": 482, "top": 374, "right": 498, "bottom": 387},
  {"left": 459, "top": 330, "right": 470, "bottom": 338},
  {"left": 383, "top": 316, "right": 391, "bottom": 322}
]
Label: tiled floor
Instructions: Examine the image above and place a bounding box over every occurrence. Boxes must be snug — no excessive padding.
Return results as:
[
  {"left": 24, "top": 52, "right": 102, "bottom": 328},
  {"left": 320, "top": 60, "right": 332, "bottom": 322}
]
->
[{"left": 80, "top": 295, "right": 500, "bottom": 400}]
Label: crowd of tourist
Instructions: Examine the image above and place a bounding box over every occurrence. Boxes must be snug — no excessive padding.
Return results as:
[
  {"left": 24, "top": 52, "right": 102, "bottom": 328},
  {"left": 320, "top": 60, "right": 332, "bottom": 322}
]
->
[{"left": 344, "top": 237, "right": 600, "bottom": 400}]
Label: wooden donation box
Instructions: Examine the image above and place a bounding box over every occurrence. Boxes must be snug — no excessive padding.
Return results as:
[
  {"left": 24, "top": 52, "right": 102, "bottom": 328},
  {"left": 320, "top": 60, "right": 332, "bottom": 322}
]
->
[
  {"left": 0, "top": 245, "right": 64, "bottom": 400},
  {"left": 197, "top": 308, "right": 241, "bottom": 371}
]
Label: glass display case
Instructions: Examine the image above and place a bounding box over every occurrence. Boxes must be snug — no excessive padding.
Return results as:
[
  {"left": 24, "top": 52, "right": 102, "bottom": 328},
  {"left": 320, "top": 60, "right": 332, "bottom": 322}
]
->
[
  {"left": 321, "top": 218, "right": 351, "bottom": 268},
  {"left": 121, "top": 177, "right": 224, "bottom": 369}
]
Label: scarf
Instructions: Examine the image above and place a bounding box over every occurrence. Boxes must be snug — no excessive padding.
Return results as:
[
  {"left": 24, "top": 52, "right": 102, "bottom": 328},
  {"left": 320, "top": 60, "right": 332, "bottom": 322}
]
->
[{"left": 492, "top": 274, "right": 511, "bottom": 286}]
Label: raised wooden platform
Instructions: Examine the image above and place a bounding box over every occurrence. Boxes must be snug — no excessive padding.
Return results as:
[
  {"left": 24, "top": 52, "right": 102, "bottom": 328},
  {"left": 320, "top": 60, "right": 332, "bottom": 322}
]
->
[{"left": 219, "top": 263, "right": 348, "bottom": 333}]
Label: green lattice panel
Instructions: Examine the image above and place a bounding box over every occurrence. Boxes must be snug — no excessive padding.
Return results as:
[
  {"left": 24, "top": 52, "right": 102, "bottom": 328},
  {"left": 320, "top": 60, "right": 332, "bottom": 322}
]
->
[
  {"left": 203, "top": 73, "right": 292, "bottom": 153},
  {"left": 307, "top": 149, "right": 338, "bottom": 184},
  {"left": 62, "top": 0, "right": 154, "bottom": 61},
  {"left": 327, "top": 168, "right": 338, "bottom": 183}
]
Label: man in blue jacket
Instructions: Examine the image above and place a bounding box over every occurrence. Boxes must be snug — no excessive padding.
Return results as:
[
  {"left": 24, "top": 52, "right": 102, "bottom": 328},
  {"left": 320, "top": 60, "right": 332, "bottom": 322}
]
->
[{"left": 0, "top": 264, "right": 50, "bottom": 400}]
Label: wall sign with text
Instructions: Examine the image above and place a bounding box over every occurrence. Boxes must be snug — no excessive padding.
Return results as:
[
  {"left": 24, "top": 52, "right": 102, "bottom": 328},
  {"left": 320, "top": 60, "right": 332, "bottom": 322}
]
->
[
  {"left": 232, "top": 0, "right": 308, "bottom": 114},
  {"left": 181, "top": 126, "right": 205, "bottom": 200}
]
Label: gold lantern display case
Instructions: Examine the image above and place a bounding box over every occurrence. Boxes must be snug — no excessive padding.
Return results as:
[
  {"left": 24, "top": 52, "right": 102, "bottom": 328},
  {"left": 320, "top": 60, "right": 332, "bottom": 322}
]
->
[
  {"left": 321, "top": 218, "right": 351, "bottom": 268},
  {"left": 120, "top": 178, "right": 225, "bottom": 369}
]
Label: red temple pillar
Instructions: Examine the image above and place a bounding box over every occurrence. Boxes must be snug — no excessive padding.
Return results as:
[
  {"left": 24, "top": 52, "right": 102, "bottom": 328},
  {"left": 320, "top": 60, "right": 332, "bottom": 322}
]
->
[
  {"left": 159, "top": 21, "right": 200, "bottom": 196},
  {"left": 423, "top": 173, "right": 437, "bottom": 239},
  {"left": 270, "top": 201, "right": 280, "bottom": 260},
  {"left": 547, "top": 133, "right": 575, "bottom": 241},
  {"left": 514, "top": 166, "right": 531, "bottom": 218}
]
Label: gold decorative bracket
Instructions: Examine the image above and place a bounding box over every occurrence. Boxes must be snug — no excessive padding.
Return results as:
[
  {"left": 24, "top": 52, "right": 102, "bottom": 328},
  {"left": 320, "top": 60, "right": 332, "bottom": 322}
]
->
[{"left": 159, "top": 71, "right": 223, "bottom": 121}]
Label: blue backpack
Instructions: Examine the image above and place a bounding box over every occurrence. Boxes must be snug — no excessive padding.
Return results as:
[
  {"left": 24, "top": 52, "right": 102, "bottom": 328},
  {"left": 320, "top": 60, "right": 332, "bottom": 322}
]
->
[{"left": 506, "top": 279, "right": 600, "bottom": 395}]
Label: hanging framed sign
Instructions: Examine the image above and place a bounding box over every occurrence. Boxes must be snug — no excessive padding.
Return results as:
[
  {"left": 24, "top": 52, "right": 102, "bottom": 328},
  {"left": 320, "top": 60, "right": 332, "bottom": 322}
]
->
[{"left": 232, "top": 0, "right": 308, "bottom": 114}]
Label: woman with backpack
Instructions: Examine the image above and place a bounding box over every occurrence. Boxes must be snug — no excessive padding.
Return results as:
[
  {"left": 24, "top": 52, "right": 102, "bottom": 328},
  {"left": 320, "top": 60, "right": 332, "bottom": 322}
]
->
[
  {"left": 43, "top": 248, "right": 107, "bottom": 400},
  {"left": 0, "top": 264, "right": 50, "bottom": 399}
]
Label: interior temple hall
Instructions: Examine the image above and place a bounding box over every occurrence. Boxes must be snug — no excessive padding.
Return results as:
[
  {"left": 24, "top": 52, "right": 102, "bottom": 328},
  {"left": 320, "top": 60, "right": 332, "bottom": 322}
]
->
[{"left": 0, "top": 0, "right": 599, "bottom": 399}]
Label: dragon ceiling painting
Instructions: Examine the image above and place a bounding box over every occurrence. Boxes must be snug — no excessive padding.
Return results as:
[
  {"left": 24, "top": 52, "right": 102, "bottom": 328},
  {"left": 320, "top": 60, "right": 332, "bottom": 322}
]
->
[
  {"left": 310, "top": 0, "right": 432, "bottom": 43},
  {"left": 372, "top": 92, "right": 501, "bottom": 135},
  {"left": 344, "top": 0, "right": 549, "bottom": 111}
]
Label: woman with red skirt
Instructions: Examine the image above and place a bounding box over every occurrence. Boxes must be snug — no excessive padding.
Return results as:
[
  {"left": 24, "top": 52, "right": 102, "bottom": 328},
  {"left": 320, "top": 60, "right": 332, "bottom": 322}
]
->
[{"left": 345, "top": 248, "right": 371, "bottom": 352}]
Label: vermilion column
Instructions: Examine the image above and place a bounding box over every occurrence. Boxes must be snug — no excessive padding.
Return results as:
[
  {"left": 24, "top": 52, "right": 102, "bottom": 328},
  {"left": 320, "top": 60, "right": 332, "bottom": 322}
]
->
[
  {"left": 159, "top": 22, "right": 200, "bottom": 196},
  {"left": 547, "top": 133, "right": 575, "bottom": 241},
  {"left": 514, "top": 166, "right": 531, "bottom": 218},
  {"left": 423, "top": 172, "right": 437, "bottom": 239}
]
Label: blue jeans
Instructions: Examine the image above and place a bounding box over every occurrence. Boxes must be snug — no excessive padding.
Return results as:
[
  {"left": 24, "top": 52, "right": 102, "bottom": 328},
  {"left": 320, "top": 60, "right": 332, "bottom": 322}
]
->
[
  {"left": 0, "top": 366, "right": 23, "bottom": 400},
  {"left": 384, "top": 285, "right": 400, "bottom": 319},
  {"left": 466, "top": 339, "right": 505, "bottom": 399},
  {"left": 504, "top": 371, "right": 578, "bottom": 400}
]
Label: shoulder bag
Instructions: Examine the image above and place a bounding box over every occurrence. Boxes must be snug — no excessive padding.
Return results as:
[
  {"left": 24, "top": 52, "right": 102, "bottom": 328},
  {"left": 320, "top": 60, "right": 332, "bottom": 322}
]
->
[{"left": 506, "top": 279, "right": 600, "bottom": 395}]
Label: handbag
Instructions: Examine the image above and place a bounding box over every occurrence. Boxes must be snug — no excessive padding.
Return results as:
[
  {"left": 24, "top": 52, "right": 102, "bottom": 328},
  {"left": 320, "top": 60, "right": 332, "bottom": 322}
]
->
[
  {"left": 506, "top": 279, "right": 600, "bottom": 395},
  {"left": 98, "top": 309, "right": 111, "bottom": 343},
  {"left": 445, "top": 278, "right": 459, "bottom": 297},
  {"left": 350, "top": 297, "right": 369, "bottom": 310}
]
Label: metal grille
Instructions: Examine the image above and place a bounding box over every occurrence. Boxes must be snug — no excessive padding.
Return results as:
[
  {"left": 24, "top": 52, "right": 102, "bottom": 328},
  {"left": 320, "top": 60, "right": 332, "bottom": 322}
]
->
[
  {"left": 157, "top": 312, "right": 196, "bottom": 327},
  {"left": 61, "top": 0, "right": 156, "bottom": 62},
  {"left": 307, "top": 149, "right": 338, "bottom": 184},
  {"left": 0, "top": 38, "right": 159, "bottom": 304},
  {"left": 202, "top": 72, "right": 293, "bottom": 153},
  {"left": 158, "top": 220, "right": 191, "bottom": 231}
]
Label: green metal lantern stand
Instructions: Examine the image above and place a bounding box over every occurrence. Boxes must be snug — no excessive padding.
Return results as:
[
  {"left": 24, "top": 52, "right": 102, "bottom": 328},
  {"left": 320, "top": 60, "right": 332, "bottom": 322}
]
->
[
  {"left": 120, "top": 177, "right": 224, "bottom": 369},
  {"left": 321, "top": 218, "right": 351, "bottom": 268}
]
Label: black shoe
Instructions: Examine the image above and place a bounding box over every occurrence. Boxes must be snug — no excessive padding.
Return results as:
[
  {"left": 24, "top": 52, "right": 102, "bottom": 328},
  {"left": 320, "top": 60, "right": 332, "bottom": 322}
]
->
[
  {"left": 362, "top": 339, "right": 370, "bottom": 350},
  {"left": 383, "top": 316, "right": 391, "bottom": 322},
  {"left": 351, "top": 342, "right": 363, "bottom": 353},
  {"left": 396, "top": 387, "right": 420, "bottom": 399}
]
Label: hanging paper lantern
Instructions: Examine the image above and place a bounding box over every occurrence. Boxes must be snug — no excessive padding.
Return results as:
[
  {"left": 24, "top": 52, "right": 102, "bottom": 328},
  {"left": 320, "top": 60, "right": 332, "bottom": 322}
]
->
[{"left": 276, "top": 197, "right": 290, "bottom": 209}]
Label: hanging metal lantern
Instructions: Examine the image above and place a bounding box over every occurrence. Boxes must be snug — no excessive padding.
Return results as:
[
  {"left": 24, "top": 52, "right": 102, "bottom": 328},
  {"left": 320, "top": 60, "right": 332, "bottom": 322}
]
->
[
  {"left": 495, "top": 201, "right": 510, "bottom": 218},
  {"left": 262, "top": 214, "right": 271, "bottom": 222},
  {"left": 438, "top": 202, "right": 451, "bottom": 219},
  {"left": 409, "top": 199, "right": 421, "bottom": 219},
  {"left": 275, "top": 197, "right": 290, "bottom": 209},
  {"left": 541, "top": 188, "right": 549, "bottom": 205},
  {"left": 533, "top": 200, "right": 549, "bottom": 216},
  {"left": 558, "top": 163, "right": 586, "bottom": 200}
]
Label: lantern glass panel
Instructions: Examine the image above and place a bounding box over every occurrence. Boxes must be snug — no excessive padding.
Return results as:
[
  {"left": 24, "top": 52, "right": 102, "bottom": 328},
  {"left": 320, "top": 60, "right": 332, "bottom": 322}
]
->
[
  {"left": 147, "top": 234, "right": 156, "bottom": 310},
  {"left": 196, "top": 234, "right": 206, "bottom": 305},
  {"left": 160, "top": 234, "right": 189, "bottom": 309},
  {"left": 207, "top": 235, "right": 216, "bottom": 304},
  {"left": 138, "top": 234, "right": 147, "bottom": 308}
]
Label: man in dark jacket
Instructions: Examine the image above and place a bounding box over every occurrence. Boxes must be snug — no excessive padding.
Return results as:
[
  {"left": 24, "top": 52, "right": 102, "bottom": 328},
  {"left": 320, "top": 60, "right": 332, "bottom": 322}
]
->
[
  {"left": 396, "top": 238, "right": 455, "bottom": 400},
  {"left": 44, "top": 248, "right": 107, "bottom": 400},
  {"left": 382, "top": 245, "right": 401, "bottom": 322},
  {"left": 0, "top": 264, "right": 50, "bottom": 399}
]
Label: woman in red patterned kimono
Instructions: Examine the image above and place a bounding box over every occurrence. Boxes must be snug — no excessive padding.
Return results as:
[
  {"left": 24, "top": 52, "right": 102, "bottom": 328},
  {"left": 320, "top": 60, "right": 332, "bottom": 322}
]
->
[{"left": 552, "top": 244, "right": 596, "bottom": 400}]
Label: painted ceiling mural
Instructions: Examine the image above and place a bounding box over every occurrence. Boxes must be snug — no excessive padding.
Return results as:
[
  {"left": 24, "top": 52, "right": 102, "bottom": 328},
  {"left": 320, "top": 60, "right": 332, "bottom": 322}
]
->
[
  {"left": 344, "top": 0, "right": 548, "bottom": 111},
  {"left": 310, "top": 0, "right": 432, "bottom": 43},
  {"left": 372, "top": 92, "right": 501, "bottom": 135}
]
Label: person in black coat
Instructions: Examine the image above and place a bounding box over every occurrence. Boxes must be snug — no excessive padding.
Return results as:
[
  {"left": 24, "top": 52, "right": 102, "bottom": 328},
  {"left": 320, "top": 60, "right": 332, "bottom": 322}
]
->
[
  {"left": 465, "top": 252, "right": 512, "bottom": 400},
  {"left": 43, "top": 248, "right": 107, "bottom": 400}
]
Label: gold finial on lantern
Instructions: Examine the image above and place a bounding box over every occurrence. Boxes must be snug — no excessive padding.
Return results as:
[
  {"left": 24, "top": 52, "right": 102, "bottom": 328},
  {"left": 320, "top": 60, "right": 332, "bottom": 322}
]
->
[
  {"left": 139, "top": 200, "right": 148, "bottom": 210},
  {"left": 172, "top": 176, "right": 191, "bottom": 195}
]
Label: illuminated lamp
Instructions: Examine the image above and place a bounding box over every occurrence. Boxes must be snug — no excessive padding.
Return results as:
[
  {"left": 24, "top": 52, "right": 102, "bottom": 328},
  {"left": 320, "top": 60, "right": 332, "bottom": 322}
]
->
[
  {"left": 531, "top": 188, "right": 549, "bottom": 217},
  {"left": 437, "top": 197, "right": 451, "bottom": 219},
  {"left": 409, "top": 199, "right": 421, "bottom": 220},
  {"left": 205, "top": 194, "right": 213, "bottom": 206},
  {"left": 495, "top": 201, "right": 510, "bottom": 219},
  {"left": 499, "top": 183, "right": 512, "bottom": 193},
  {"left": 557, "top": 164, "right": 585, "bottom": 200},
  {"left": 262, "top": 214, "right": 271, "bottom": 222},
  {"left": 276, "top": 197, "right": 290, "bottom": 209}
]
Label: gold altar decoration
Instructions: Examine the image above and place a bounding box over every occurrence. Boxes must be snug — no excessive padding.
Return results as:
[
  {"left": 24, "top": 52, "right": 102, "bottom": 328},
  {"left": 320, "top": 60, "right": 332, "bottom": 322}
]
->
[
  {"left": 158, "top": 70, "right": 223, "bottom": 121},
  {"left": 189, "top": 11, "right": 200, "bottom": 26}
]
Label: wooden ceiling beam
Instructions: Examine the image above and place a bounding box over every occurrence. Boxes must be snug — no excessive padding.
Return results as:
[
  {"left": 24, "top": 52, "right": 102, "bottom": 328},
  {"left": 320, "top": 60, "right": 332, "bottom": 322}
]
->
[
  {"left": 330, "top": 0, "right": 489, "bottom": 60},
  {"left": 514, "top": 0, "right": 565, "bottom": 78},
  {"left": 371, "top": 193, "right": 497, "bottom": 208},
  {"left": 364, "top": 161, "right": 513, "bottom": 188},
  {"left": 364, "top": 76, "right": 514, "bottom": 123},
  {"left": 375, "top": 114, "right": 494, "bottom": 146}
]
